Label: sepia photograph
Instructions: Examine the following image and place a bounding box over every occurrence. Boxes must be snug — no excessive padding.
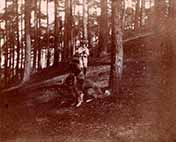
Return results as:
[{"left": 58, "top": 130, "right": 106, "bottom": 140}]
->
[{"left": 0, "top": 0, "right": 176, "bottom": 141}]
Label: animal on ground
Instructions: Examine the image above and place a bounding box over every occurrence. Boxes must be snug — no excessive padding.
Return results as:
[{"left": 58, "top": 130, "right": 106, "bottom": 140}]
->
[{"left": 63, "top": 74, "right": 111, "bottom": 106}]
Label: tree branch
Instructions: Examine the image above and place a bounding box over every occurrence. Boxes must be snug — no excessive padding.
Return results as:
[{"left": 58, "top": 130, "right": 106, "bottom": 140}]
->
[{"left": 123, "top": 32, "right": 154, "bottom": 43}]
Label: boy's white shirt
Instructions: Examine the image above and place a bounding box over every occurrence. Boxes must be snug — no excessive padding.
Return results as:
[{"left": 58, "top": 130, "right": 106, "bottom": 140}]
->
[
  {"left": 76, "top": 46, "right": 89, "bottom": 56},
  {"left": 76, "top": 46, "right": 89, "bottom": 68}
]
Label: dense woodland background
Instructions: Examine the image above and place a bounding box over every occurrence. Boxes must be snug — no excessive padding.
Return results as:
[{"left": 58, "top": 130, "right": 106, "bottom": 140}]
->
[
  {"left": 0, "top": 0, "right": 176, "bottom": 90},
  {"left": 1, "top": 1, "right": 176, "bottom": 141}
]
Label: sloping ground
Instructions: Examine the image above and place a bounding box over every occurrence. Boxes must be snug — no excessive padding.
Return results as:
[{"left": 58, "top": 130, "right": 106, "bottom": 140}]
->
[
  {"left": 0, "top": 58, "right": 151, "bottom": 142},
  {"left": 1, "top": 35, "right": 176, "bottom": 142}
]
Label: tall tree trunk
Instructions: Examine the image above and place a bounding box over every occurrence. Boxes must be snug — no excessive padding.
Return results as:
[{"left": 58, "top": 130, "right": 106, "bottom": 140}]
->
[
  {"left": 140, "top": 0, "right": 145, "bottom": 27},
  {"left": 46, "top": 0, "right": 50, "bottom": 67},
  {"left": 87, "top": 6, "right": 91, "bottom": 50},
  {"left": 169, "top": 0, "right": 176, "bottom": 18},
  {"left": 149, "top": 0, "right": 152, "bottom": 8},
  {"left": 83, "top": 0, "right": 88, "bottom": 41},
  {"left": 4, "top": 0, "right": 9, "bottom": 84},
  {"left": 109, "top": 0, "right": 123, "bottom": 95},
  {"left": 11, "top": 0, "right": 16, "bottom": 78},
  {"left": 33, "top": 0, "right": 38, "bottom": 69},
  {"left": 23, "top": 0, "right": 31, "bottom": 83},
  {"left": 9, "top": 23, "right": 12, "bottom": 79},
  {"left": 63, "top": 0, "right": 72, "bottom": 60},
  {"left": 99, "top": 0, "right": 108, "bottom": 56},
  {"left": 15, "top": 0, "right": 20, "bottom": 75},
  {"left": 54, "top": 0, "right": 59, "bottom": 65},
  {"left": 154, "top": 0, "right": 165, "bottom": 27},
  {"left": 121, "top": 0, "right": 126, "bottom": 30},
  {"left": 20, "top": 0, "right": 24, "bottom": 71},
  {"left": 37, "top": 0, "right": 42, "bottom": 70},
  {"left": 134, "top": 0, "right": 140, "bottom": 31},
  {"left": 87, "top": 3, "right": 93, "bottom": 51},
  {"left": 11, "top": 20, "right": 15, "bottom": 78}
]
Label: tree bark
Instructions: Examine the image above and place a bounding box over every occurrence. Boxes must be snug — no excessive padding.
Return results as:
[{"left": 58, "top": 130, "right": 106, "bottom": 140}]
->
[
  {"left": 121, "top": 0, "right": 126, "bottom": 30},
  {"left": 63, "top": 0, "right": 72, "bottom": 60},
  {"left": 169, "top": 0, "right": 176, "bottom": 18},
  {"left": 33, "top": 0, "right": 38, "bottom": 69},
  {"left": 20, "top": 0, "right": 24, "bottom": 71},
  {"left": 140, "top": 0, "right": 145, "bottom": 27},
  {"left": 154, "top": 0, "right": 166, "bottom": 26},
  {"left": 15, "top": 0, "right": 20, "bottom": 74},
  {"left": 87, "top": 5, "right": 92, "bottom": 50},
  {"left": 109, "top": 0, "right": 123, "bottom": 95},
  {"left": 4, "top": 0, "right": 9, "bottom": 84},
  {"left": 134, "top": 0, "right": 140, "bottom": 31},
  {"left": 99, "top": 0, "right": 108, "bottom": 56},
  {"left": 37, "top": 0, "right": 42, "bottom": 69},
  {"left": 46, "top": 0, "right": 50, "bottom": 67},
  {"left": 53, "top": 0, "right": 59, "bottom": 65},
  {"left": 23, "top": 0, "right": 31, "bottom": 83},
  {"left": 11, "top": 0, "right": 15, "bottom": 77},
  {"left": 83, "top": 0, "right": 88, "bottom": 41}
]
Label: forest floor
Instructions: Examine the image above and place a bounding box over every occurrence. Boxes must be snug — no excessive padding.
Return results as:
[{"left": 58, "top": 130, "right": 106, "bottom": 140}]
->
[{"left": 1, "top": 36, "right": 176, "bottom": 142}]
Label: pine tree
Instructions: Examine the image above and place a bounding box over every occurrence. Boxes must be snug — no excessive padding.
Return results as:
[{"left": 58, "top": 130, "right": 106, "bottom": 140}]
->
[
  {"left": 99, "top": 0, "right": 108, "bottom": 56},
  {"left": 53, "top": 0, "right": 59, "bottom": 65},
  {"left": 15, "top": 0, "right": 21, "bottom": 75},
  {"left": 83, "top": 0, "right": 88, "bottom": 41},
  {"left": 23, "top": 0, "right": 32, "bottom": 82},
  {"left": 169, "top": 0, "right": 176, "bottom": 18},
  {"left": 134, "top": 0, "right": 140, "bottom": 31},
  {"left": 109, "top": 0, "right": 123, "bottom": 95},
  {"left": 63, "top": 0, "right": 72, "bottom": 60},
  {"left": 37, "top": 0, "right": 42, "bottom": 69},
  {"left": 46, "top": 0, "right": 50, "bottom": 67}
]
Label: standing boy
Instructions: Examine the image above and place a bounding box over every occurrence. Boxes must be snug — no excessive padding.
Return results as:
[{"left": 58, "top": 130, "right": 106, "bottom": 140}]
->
[{"left": 76, "top": 40, "right": 89, "bottom": 76}]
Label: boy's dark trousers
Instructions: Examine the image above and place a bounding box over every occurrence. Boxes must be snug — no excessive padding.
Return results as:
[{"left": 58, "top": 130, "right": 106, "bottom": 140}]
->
[{"left": 82, "top": 67, "right": 87, "bottom": 76}]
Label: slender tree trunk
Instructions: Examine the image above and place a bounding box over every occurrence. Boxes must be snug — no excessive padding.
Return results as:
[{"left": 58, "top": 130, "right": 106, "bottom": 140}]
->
[
  {"left": 9, "top": 23, "right": 12, "bottom": 79},
  {"left": 16, "top": 0, "right": 20, "bottom": 75},
  {"left": 33, "top": 0, "right": 38, "bottom": 69},
  {"left": 83, "top": 0, "right": 88, "bottom": 41},
  {"left": 87, "top": 6, "right": 91, "bottom": 49},
  {"left": 169, "top": 0, "right": 176, "bottom": 18},
  {"left": 23, "top": 0, "right": 31, "bottom": 82},
  {"left": 20, "top": 0, "right": 24, "bottom": 72},
  {"left": 154, "top": 0, "right": 166, "bottom": 25},
  {"left": 99, "top": 0, "right": 108, "bottom": 56},
  {"left": 11, "top": 22, "right": 15, "bottom": 78},
  {"left": 121, "top": 0, "right": 126, "bottom": 31},
  {"left": 4, "top": 0, "right": 8, "bottom": 84},
  {"left": 37, "top": 0, "right": 42, "bottom": 70},
  {"left": 109, "top": 0, "right": 123, "bottom": 95},
  {"left": 63, "top": 0, "right": 72, "bottom": 60},
  {"left": 134, "top": 0, "right": 140, "bottom": 31},
  {"left": 46, "top": 0, "right": 50, "bottom": 67},
  {"left": 54, "top": 0, "right": 59, "bottom": 65},
  {"left": 72, "top": 0, "right": 77, "bottom": 55},
  {"left": 11, "top": 0, "right": 16, "bottom": 78},
  {"left": 150, "top": 0, "right": 152, "bottom": 8},
  {"left": 140, "top": 0, "right": 145, "bottom": 28}
]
